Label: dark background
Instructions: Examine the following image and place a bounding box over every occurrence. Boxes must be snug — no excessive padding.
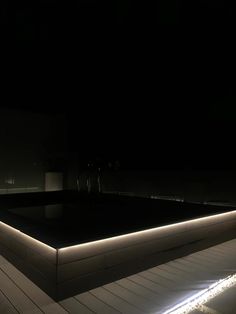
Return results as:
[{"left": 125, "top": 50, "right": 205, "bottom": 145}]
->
[{"left": 1, "top": 0, "right": 235, "bottom": 172}]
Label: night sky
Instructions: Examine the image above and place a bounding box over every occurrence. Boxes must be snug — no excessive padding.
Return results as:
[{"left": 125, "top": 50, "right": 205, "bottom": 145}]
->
[{"left": 1, "top": 1, "right": 235, "bottom": 171}]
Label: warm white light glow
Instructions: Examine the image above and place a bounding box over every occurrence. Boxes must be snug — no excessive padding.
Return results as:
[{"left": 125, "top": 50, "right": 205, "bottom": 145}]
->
[
  {"left": 0, "top": 221, "right": 56, "bottom": 253},
  {"left": 162, "top": 273, "right": 236, "bottom": 314},
  {"left": 59, "top": 209, "right": 236, "bottom": 252},
  {"left": 1, "top": 209, "right": 236, "bottom": 254}
]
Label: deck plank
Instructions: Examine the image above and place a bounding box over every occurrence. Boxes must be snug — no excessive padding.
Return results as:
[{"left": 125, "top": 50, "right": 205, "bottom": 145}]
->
[
  {"left": 75, "top": 292, "right": 120, "bottom": 314},
  {"left": 0, "top": 290, "right": 19, "bottom": 314},
  {"left": 90, "top": 287, "right": 143, "bottom": 314},
  {"left": 156, "top": 263, "right": 195, "bottom": 279},
  {"left": 104, "top": 282, "right": 156, "bottom": 312},
  {"left": 140, "top": 268, "right": 185, "bottom": 287},
  {"left": 0, "top": 267, "right": 42, "bottom": 314},
  {"left": 116, "top": 278, "right": 162, "bottom": 305},
  {"left": 0, "top": 255, "right": 67, "bottom": 314},
  {"left": 128, "top": 273, "right": 169, "bottom": 294},
  {"left": 154, "top": 264, "right": 207, "bottom": 286},
  {"left": 60, "top": 297, "right": 94, "bottom": 314}
]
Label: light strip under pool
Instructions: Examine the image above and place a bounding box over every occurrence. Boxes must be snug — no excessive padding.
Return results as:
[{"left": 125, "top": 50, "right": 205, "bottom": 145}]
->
[{"left": 162, "top": 273, "right": 236, "bottom": 314}]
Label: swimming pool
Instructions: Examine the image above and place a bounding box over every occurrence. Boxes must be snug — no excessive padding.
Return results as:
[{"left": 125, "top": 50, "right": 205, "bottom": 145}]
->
[{"left": 0, "top": 193, "right": 236, "bottom": 300}]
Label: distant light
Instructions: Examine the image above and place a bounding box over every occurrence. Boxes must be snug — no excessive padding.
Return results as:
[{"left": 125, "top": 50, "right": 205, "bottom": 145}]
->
[
  {"left": 162, "top": 273, "right": 236, "bottom": 314},
  {"left": 5, "top": 177, "right": 15, "bottom": 184}
]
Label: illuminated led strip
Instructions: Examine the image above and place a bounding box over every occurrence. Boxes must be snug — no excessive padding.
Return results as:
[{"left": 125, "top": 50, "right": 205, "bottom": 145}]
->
[
  {"left": 162, "top": 273, "right": 236, "bottom": 314},
  {"left": 0, "top": 221, "right": 56, "bottom": 252},
  {"left": 59, "top": 209, "right": 236, "bottom": 251},
  {"left": 1, "top": 209, "right": 236, "bottom": 252}
]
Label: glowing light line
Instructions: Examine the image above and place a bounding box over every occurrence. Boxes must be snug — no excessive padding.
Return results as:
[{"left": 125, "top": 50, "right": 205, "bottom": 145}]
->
[
  {"left": 162, "top": 273, "right": 236, "bottom": 314},
  {"left": 0, "top": 221, "right": 56, "bottom": 252},
  {"left": 59, "top": 210, "right": 236, "bottom": 252},
  {"left": 1, "top": 209, "right": 236, "bottom": 253}
]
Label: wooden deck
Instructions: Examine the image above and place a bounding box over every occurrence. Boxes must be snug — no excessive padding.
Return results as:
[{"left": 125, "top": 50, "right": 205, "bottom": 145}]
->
[{"left": 1, "top": 239, "right": 236, "bottom": 313}]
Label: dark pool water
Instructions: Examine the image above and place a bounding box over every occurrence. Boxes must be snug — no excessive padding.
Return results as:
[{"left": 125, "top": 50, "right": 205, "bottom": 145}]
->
[{"left": 0, "top": 194, "right": 233, "bottom": 248}]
